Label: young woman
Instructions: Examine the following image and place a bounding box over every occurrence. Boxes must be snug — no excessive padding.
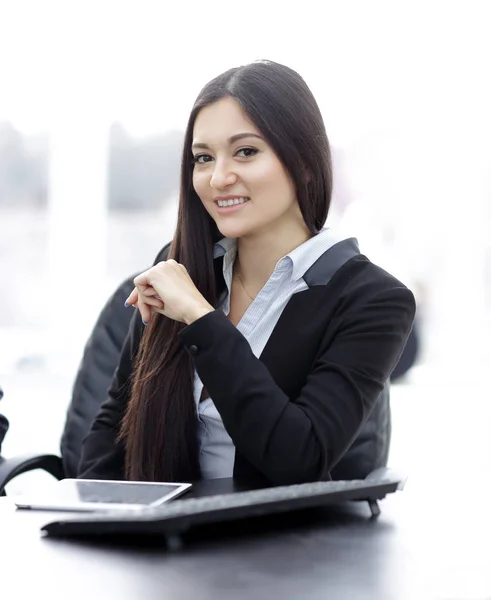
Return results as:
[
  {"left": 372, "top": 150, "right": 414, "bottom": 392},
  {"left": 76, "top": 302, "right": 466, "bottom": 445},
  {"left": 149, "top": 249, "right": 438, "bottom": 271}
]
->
[{"left": 78, "top": 60, "right": 415, "bottom": 485}]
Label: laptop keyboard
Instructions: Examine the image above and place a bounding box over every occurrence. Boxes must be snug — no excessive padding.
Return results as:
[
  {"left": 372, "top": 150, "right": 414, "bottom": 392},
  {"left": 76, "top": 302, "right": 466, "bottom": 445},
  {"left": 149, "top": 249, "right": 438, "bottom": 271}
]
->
[{"left": 41, "top": 473, "right": 404, "bottom": 538}]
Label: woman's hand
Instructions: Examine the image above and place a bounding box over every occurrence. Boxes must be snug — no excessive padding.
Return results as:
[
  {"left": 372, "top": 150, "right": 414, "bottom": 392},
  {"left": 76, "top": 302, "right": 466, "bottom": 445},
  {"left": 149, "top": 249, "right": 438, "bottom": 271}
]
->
[{"left": 125, "top": 260, "right": 214, "bottom": 325}]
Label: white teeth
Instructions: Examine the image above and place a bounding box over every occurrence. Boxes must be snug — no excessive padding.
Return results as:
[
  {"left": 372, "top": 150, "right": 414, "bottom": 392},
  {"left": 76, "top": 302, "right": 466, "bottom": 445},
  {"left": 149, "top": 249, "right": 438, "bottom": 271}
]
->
[{"left": 217, "top": 197, "right": 249, "bottom": 207}]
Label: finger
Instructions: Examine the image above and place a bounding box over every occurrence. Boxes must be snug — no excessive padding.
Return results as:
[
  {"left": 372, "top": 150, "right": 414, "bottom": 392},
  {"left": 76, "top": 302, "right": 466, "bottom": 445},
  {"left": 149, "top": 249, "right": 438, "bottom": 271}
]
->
[
  {"left": 142, "top": 286, "right": 159, "bottom": 297},
  {"left": 138, "top": 295, "right": 153, "bottom": 325},
  {"left": 135, "top": 286, "right": 163, "bottom": 308},
  {"left": 125, "top": 287, "right": 138, "bottom": 307},
  {"left": 134, "top": 285, "right": 153, "bottom": 309},
  {"left": 133, "top": 270, "right": 152, "bottom": 287},
  {"left": 140, "top": 295, "right": 164, "bottom": 308},
  {"left": 133, "top": 272, "right": 155, "bottom": 302}
]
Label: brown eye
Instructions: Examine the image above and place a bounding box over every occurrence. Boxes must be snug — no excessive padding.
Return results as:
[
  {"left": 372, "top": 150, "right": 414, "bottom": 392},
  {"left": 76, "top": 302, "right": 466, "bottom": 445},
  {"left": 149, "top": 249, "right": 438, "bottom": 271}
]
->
[
  {"left": 236, "top": 147, "right": 258, "bottom": 158},
  {"left": 193, "top": 154, "right": 213, "bottom": 164}
]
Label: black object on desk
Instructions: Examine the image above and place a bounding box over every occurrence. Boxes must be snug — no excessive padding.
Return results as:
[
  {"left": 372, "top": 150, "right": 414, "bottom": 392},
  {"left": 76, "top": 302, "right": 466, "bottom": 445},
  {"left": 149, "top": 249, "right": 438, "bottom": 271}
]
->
[{"left": 41, "top": 470, "right": 404, "bottom": 544}]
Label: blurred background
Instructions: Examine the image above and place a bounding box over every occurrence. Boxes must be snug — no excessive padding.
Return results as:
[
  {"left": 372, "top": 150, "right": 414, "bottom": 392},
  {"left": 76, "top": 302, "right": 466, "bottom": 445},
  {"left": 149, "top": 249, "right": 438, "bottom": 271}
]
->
[{"left": 1, "top": 1, "right": 490, "bottom": 490}]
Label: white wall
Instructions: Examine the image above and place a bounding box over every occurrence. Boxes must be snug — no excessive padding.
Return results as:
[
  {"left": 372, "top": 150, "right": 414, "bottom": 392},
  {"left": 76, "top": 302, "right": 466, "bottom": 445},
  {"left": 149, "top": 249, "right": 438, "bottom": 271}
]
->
[{"left": 1, "top": 0, "right": 490, "bottom": 375}]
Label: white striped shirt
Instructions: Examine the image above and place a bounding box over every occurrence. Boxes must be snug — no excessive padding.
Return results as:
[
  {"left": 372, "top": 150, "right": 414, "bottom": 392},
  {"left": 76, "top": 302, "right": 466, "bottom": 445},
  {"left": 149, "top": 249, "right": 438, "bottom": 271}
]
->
[{"left": 193, "top": 227, "right": 349, "bottom": 479}]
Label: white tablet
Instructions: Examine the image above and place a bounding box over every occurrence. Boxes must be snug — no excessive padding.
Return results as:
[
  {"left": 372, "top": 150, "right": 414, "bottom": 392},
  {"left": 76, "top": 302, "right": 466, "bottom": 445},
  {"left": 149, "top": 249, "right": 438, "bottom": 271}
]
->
[{"left": 14, "top": 478, "right": 192, "bottom": 512}]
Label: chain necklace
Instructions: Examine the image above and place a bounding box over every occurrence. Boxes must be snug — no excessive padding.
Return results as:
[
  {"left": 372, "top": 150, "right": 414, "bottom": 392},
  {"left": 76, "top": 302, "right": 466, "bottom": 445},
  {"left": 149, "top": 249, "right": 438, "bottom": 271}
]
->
[{"left": 234, "top": 267, "right": 256, "bottom": 302}]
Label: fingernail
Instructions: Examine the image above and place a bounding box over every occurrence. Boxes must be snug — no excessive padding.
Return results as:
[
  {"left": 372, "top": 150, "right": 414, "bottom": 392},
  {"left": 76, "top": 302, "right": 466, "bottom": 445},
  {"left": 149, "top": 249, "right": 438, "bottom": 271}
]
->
[
  {"left": 124, "top": 301, "right": 129, "bottom": 307},
  {"left": 142, "top": 319, "right": 148, "bottom": 326}
]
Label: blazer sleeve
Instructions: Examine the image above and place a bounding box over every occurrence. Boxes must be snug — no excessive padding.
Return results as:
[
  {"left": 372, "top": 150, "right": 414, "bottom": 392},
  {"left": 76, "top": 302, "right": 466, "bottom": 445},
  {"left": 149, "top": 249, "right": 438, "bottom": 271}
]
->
[
  {"left": 179, "top": 283, "right": 416, "bottom": 486},
  {"left": 77, "top": 309, "right": 145, "bottom": 479}
]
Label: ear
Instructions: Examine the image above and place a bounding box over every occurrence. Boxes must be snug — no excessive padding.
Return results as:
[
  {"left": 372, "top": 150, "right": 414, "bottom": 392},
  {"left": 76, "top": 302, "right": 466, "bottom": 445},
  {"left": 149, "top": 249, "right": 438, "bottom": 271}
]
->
[{"left": 305, "top": 168, "right": 312, "bottom": 183}]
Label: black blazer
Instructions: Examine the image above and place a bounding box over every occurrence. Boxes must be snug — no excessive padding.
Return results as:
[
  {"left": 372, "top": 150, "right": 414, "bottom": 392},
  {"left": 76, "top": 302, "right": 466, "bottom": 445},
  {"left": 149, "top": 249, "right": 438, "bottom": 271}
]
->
[{"left": 78, "top": 238, "right": 416, "bottom": 485}]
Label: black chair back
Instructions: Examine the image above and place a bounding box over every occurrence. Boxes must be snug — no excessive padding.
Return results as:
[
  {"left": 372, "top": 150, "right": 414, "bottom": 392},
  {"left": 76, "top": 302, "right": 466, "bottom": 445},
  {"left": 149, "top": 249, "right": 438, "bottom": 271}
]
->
[
  {"left": 0, "top": 387, "right": 8, "bottom": 455},
  {"left": 60, "top": 276, "right": 136, "bottom": 477}
]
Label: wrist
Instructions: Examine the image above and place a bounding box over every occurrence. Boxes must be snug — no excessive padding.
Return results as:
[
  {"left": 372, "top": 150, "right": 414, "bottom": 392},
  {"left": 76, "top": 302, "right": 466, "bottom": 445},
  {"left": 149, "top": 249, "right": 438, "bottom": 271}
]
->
[{"left": 184, "top": 303, "right": 214, "bottom": 325}]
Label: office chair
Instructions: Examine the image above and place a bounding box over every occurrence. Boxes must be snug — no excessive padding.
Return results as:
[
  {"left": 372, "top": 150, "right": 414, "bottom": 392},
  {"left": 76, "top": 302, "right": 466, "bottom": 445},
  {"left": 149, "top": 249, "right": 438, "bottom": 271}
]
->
[
  {"left": 0, "top": 274, "right": 135, "bottom": 494},
  {"left": 0, "top": 387, "right": 8, "bottom": 496},
  {"left": 0, "top": 273, "right": 395, "bottom": 495},
  {"left": 0, "top": 387, "right": 8, "bottom": 454}
]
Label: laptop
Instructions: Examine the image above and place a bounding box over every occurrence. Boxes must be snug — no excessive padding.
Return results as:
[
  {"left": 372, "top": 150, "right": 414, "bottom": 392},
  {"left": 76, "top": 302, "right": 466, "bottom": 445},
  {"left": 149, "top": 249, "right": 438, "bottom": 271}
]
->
[{"left": 40, "top": 469, "right": 405, "bottom": 538}]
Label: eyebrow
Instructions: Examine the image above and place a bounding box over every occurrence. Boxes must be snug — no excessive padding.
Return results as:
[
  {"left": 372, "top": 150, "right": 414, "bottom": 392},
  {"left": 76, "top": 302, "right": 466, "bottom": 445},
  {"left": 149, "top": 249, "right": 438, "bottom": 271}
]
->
[{"left": 191, "top": 132, "right": 263, "bottom": 150}]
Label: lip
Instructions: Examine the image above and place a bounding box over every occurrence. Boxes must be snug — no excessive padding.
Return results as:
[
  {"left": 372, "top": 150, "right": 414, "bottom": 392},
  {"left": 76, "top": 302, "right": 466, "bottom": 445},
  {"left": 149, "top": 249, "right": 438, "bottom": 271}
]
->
[
  {"left": 213, "top": 195, "right": 249, "bottom": 201},
  {"left": 214, "top": 196, "right": 250, "bottom": 215},
  {"left": 215, "top": 200, "right": 250, "bottom": 215}
]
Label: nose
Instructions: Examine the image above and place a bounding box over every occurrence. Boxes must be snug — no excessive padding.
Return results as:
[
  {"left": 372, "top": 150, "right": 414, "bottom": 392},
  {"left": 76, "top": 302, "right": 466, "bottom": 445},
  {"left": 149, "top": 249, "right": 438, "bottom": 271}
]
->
[{"left": 209, "top": 159, "right": 238, "bottom": 190}]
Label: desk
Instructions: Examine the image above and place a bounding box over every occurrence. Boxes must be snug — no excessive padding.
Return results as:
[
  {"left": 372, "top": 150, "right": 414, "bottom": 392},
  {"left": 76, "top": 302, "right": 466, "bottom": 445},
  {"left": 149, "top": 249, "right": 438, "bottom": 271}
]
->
[{"left": 1, "top": 474, "right": 490, "bottom": 600}]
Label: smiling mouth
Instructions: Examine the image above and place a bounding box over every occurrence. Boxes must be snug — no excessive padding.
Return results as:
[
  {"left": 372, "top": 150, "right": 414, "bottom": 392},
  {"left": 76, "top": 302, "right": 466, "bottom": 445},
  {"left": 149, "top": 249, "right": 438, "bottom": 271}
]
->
[{"left": 215, "top": 197, "right": 250, "bottom": 208}]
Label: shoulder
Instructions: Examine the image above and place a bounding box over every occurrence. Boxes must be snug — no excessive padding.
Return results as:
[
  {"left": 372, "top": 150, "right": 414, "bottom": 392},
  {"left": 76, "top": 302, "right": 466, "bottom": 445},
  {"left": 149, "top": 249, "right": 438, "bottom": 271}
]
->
[
  {"left": 337, "top": 254, "right": 412, "bottom": 291},
  {"left": 327, "top": 254, "right": 416, "bottom": 315}
]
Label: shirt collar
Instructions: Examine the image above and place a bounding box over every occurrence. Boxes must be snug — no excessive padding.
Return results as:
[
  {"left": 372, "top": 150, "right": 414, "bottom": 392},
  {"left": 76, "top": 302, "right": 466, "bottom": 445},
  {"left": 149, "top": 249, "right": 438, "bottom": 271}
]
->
[
  {"left": 213, "top": 228, "right": 348, "bottom": 283},
  {"left": 287, "top": 227, "right": 348, "bottom": 281},
  {"left": 213, "top": 237, "right": 236, "bottom": 259}
]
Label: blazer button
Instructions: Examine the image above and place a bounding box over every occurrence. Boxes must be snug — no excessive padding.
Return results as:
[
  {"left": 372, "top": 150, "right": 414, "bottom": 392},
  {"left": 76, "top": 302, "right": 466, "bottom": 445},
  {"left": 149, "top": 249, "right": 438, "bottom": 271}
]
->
[{"left": 189, "top": 344, "right": 199, "bottom": 355}]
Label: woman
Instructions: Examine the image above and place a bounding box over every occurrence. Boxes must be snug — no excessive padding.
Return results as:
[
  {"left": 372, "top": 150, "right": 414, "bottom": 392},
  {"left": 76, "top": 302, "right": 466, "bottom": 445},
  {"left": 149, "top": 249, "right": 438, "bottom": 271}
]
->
[{"left": 78, "top": 60, "right": 415, "bottom": 485}]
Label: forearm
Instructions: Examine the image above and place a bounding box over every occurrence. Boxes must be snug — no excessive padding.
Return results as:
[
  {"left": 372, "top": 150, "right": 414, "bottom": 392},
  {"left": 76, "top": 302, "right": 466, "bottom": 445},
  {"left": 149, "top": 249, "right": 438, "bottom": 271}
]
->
[{"left": 179, "top": 311, "right": 326, "bottom": 484}]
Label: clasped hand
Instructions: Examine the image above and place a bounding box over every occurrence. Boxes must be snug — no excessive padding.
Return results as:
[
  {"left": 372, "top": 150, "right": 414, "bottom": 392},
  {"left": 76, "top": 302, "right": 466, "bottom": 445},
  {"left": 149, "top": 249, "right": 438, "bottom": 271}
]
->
[{"left": 125, "top": 260, "right": 214, "bottom": 326}]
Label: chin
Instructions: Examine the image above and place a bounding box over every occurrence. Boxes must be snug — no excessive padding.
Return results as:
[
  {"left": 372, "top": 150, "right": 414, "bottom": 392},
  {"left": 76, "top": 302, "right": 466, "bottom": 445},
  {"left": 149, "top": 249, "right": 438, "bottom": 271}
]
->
[{"left": 215, "top": 221, "right": 254, "bottom": 240}]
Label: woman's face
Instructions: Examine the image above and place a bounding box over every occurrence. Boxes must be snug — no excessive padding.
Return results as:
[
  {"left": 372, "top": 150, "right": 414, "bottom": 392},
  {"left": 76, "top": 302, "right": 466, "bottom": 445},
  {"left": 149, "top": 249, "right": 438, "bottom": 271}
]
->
[{"left": 192, "top": 97, "right": 304, "bottom": 240}]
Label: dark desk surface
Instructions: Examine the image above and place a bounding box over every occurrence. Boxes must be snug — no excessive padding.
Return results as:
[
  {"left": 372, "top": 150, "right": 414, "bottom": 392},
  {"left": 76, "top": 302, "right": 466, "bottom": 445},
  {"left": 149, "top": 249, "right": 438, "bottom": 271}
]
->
[{"left": 1, "top": 472, "right": 491, "bottom": 600}]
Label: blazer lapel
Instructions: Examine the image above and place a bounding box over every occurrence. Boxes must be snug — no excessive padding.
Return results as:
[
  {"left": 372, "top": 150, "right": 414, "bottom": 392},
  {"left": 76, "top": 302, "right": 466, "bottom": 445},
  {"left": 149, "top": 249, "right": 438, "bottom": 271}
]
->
[
  {"left": 258, "top": 238, "right": 360, "bottom": 399},
  {"left": 232, "top": 238, "right": 360, "bottom": 479}
]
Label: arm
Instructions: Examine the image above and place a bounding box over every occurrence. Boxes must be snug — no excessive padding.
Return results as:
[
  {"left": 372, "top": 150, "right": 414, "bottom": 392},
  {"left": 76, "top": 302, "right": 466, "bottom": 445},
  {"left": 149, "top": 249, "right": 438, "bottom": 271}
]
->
[
  {"left": 179, "top": 284, "right": 416, "bottom": 486},
  {"left": 77, "top": 310, "right": 145, "bottom": 479}
]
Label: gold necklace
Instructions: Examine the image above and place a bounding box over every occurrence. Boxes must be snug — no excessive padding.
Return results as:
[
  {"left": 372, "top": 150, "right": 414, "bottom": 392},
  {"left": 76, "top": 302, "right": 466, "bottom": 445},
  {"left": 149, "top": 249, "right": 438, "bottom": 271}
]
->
[{"left": 235, "top": 268, "right": 256, "bottom": 302}]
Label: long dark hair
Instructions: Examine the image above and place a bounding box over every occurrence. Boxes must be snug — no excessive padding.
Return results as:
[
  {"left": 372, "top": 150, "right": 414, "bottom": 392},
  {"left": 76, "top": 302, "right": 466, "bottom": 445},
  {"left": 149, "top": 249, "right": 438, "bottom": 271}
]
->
[{"left": 119, "top": 60, "right": 333, "bottom": 481}]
